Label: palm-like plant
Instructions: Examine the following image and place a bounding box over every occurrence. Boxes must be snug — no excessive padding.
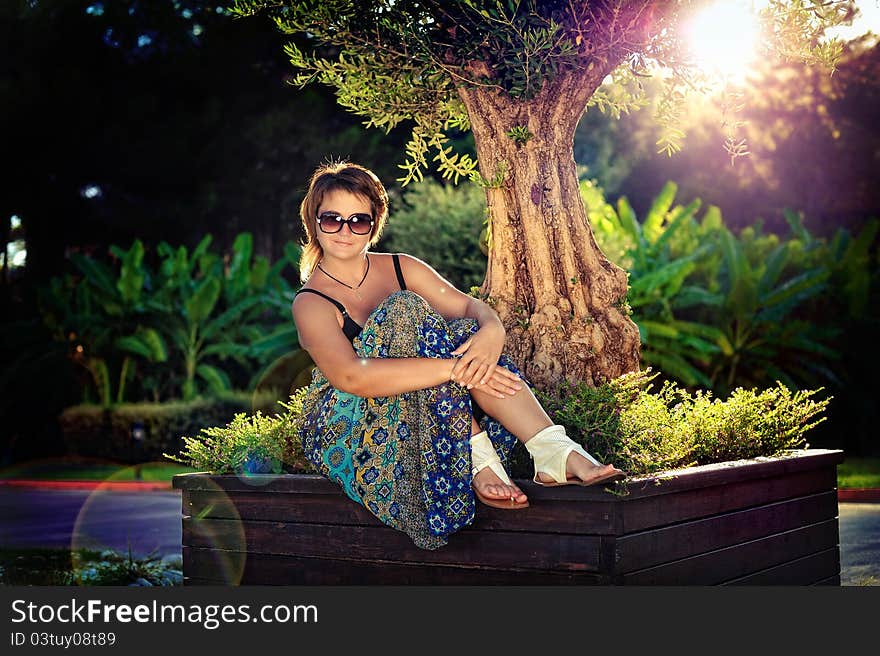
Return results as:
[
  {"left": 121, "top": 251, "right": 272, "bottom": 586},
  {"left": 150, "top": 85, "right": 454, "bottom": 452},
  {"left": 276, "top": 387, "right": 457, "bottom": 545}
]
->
[
  {"left": 151, "top": 233, "right": 299, "bottom": 401},
  {"left": 38, "top": 240, "right": 167, "bottom": 405},
  {"left": 586, "top": 181, "right": 841, "bottom": 395}
]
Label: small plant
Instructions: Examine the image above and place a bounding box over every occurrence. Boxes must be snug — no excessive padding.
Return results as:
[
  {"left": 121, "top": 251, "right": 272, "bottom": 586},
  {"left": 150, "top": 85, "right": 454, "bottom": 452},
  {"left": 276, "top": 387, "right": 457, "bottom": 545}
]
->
[
  {"left": 505, "top": 125, "right": 534, "bottom": 145},
  {"left": 507, "top": 368, "right": 831, "bottom": 481},
  {"left": 163, "top": 389, "right": 310, "bottom": 474},
  {"left": 0, "top": 545, "right": 182, "bottom": 586}
]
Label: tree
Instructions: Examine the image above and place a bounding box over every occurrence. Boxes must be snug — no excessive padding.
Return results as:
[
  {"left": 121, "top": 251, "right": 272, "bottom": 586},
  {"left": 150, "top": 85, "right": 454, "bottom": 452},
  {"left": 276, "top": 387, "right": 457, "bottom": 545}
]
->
[{"left": 230, "top": 0, "right": 853, "bottom": 390}]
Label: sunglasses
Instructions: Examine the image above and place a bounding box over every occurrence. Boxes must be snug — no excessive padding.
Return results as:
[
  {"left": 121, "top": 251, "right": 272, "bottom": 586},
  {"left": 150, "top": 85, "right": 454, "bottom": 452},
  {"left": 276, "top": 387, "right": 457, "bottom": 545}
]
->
[{"left": 316, "top": 211, "right": 374, "bottom": 236}]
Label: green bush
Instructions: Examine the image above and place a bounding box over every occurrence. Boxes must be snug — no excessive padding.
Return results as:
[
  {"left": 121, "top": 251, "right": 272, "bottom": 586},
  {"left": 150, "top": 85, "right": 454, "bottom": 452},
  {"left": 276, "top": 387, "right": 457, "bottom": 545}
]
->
[
  {"left": 381, "top": 177, "right": 488, "bottom": 290},
  {"left": 59, "top": 390, "right": 282, "bottom": 462},
  {"left": 37, "top": 233, "right": 302, "bottom": 405},
  {"left": 506, "top": 369, "right": 830, "bottom": 480},
  {"left": 163, "top": 389, "right": 310, "bottom": 474}
]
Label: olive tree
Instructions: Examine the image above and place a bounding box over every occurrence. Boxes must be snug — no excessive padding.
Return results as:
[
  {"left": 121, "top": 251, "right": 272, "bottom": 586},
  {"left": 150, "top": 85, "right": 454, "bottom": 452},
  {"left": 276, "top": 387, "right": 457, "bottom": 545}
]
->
[{"left": 230, "top": 0, "right": 852, "bottom": 390}]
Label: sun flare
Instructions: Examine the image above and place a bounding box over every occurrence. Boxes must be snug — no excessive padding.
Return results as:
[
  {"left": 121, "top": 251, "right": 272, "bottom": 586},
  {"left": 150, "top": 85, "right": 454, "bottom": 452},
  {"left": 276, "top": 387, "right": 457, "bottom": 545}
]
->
[{"left": 682, "top": 1, "right": 762, "bottom": 83}]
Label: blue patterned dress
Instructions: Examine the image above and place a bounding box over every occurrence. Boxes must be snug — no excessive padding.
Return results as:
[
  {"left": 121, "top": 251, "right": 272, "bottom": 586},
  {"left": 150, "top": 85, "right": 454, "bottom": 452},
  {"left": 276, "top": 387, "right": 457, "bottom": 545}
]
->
[{"left": 297, "top": 290, "right": 523, "bottom": 550}]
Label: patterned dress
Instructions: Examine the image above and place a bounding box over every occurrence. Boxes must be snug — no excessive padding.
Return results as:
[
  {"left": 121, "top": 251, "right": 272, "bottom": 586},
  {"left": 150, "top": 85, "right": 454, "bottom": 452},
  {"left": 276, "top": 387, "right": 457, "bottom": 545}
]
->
[{"left": 297, "top": 290, "right": 523, "bottom": 550}]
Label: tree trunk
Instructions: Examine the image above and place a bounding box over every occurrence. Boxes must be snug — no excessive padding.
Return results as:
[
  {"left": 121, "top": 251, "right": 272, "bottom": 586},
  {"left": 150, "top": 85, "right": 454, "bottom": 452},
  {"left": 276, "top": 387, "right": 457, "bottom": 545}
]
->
[{"left": 457, "top": 69, "right": 641, "bottom": 391}]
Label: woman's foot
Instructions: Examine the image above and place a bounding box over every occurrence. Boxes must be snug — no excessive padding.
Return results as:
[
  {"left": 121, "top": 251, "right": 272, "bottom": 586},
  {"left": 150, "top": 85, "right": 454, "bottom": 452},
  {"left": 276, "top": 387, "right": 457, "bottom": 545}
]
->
[
  {"left": 472, "top": 466, "right": 528, "bottom": 505},
  {"left": 534, "top": 450, "right": 624, "bottom": 486},
  {"left": 526, "top": 424, "right": 626, "bottom": 487}
]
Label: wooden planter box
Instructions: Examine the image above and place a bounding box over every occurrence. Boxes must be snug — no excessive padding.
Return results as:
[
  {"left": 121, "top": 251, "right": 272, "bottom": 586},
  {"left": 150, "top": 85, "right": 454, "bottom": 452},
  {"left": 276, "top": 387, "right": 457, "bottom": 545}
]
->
[{"left": 172, "top": 448, "right": 843, "bottom": 585}]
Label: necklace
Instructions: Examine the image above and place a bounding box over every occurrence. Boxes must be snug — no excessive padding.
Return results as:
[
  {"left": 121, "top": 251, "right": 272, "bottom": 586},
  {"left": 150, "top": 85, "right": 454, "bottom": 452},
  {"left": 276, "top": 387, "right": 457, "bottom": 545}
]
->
[{"left": 317, "top": 255, "right": 370, "bottom": 300}]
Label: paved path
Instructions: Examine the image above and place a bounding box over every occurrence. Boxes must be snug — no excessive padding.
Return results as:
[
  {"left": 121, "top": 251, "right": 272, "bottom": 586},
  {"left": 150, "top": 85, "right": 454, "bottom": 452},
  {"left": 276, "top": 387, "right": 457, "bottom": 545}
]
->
[
  {"left": 839, "top": 502, "right": 880, "bottom": 586},
  {"left": 0, "top": 486, "right": 877, "bottom": 584},
  {"left": 0, "top": 487, "right": 181, "bottom": 559}
]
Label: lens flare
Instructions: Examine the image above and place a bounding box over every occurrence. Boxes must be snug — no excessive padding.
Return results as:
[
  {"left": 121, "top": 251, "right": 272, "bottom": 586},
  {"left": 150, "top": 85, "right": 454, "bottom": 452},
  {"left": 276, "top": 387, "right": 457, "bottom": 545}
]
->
[{"left": 682, "top": 1, "right": 761, "bottom": 83}]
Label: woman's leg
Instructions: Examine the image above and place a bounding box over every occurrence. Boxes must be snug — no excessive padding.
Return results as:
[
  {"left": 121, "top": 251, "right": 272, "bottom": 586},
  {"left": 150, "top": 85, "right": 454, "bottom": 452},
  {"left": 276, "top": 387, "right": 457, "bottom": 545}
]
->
[
  {"left": 469, "top": 416, "right": 528, "bottom": 504},
  {"left": 470, "top": 385, "right": 623, "bottom": 484}
]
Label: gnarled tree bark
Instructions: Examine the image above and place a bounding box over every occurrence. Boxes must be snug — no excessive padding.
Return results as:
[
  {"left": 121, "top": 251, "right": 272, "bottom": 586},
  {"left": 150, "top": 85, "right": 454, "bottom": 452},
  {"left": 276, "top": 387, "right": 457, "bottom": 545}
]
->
[{"left": 458, "top": 67, "right": 641, "bottom": 390}]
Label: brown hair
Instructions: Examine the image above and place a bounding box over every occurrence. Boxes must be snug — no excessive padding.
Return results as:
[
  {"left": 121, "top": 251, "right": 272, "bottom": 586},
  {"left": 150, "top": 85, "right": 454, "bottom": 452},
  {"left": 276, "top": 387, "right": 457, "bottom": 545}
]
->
[{"left": 298, "top": 161, "right": 389, "bottom": 282}]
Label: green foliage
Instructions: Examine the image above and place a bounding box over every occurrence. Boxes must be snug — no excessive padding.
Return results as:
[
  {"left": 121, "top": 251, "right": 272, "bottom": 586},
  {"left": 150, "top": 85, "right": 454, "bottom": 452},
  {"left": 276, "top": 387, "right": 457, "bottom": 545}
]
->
[
  {"left": 505, "top": 125, "right": 534, "bottom": 145},
  {"left": 0, "top": 547, "right": 182, "bottom": 587},
  {"left": 38, "top": 233, "right": 302, "bottom": 404},
  {"left": 164, "top": 389, "right": 311, "bottom": 475},
  {"left": 59, "top": 391, "right": 283, "bottom": 463},
  {"left": 584, "top": 180, "right": 867, "bottom": 397},
  {"left": 381, "top": 177, "right": 488, "bottom": 290},
  {"left": 231, "top": 0, "right": 849, "bottom": 183},
  {"left": 507, "top": 369, "right": 830, "bottom": 480}
]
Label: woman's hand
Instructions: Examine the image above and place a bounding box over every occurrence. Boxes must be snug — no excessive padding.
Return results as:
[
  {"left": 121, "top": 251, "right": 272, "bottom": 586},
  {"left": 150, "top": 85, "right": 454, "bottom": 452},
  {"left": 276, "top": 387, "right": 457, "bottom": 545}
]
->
[
  {"left": 450, "top": 323, "right": 506, "bottom": 389},
  {"left": 469, "top": 367, "right": 523, "bottom": 399}
]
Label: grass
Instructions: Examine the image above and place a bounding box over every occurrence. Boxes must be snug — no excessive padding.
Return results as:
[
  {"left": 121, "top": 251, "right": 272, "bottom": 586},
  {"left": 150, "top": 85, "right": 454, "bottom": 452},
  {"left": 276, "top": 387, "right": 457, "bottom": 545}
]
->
[
  {"left": 0, "top": 546, "right": 182, "bottom": 586},
  {"left": 837, "top": 457, "right": 880, "bottom": 489},
  {"left": 0, "top": 456, "right": 199, "bottom": 483}
]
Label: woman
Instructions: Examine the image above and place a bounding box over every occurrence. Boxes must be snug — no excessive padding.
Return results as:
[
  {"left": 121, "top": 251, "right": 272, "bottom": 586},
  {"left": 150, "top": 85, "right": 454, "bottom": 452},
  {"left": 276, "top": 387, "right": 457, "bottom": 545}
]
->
[{"left": 291, "top": 161, "right": 624, "bottom": 550}]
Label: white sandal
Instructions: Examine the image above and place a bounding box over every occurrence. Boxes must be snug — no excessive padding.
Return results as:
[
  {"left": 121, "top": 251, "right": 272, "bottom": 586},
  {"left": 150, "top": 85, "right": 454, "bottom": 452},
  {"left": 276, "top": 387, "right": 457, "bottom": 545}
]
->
[
  {"left": 524, "top": 424, "right": 626, "bottom": 487},
  {"left": 470, "top": 431, "right": 529, "bottom": 509}
]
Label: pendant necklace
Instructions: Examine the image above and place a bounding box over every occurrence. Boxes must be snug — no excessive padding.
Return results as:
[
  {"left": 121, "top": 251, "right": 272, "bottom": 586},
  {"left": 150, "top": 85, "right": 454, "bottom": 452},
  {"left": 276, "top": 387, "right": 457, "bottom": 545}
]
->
[{"left": 317, "top": 255, "right": 370, "bottom": 301}]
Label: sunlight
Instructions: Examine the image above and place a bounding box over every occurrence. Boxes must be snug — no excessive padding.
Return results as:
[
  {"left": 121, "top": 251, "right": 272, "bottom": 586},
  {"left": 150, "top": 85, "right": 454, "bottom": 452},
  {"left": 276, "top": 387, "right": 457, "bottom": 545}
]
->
[{"left": 681, "top": 1, "right": 761, "bottom": 84}]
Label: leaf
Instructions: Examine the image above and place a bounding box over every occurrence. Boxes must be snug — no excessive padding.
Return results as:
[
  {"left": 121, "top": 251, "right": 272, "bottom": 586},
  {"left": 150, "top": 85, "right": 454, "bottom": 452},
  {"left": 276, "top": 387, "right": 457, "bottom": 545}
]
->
[
  {"left": 250, "top": 326, "right": 300, "bottom": 355},
  {"left": 117, "top": 240, "right": 145, "bottom": 304},
  {"left": 196, "top": 364, "right": 232, "bottom": 394},
  {"left": 760, "top": 267, "right": 829, "bottom": 308},
  {"left": 191, "top": 235, "right": 213, "bottom": 267},
  {"left": 643, "top": 181, "right": 677, "bottom": 243},
  {"left": 672, "top": 285, "right": 724, "bottom": 309},
  {"left": 201, "top": 295, "right": 264, "bottom": 341},
  {"left": 641, "top": 349, "right": 713, "bottom": 388},
  {"left": 115, "top": 335, "right": 154, "bottom": 359},
  {"left": 229, "top": 233, "right": 254, "bottom": 288},
  {"left": 70, "top": 254, "right": 117, "bottom": 298},
  {"left": 757, "top": 243, "right": 790, "bottom": 296},
  {"left": 185, "top": 278, "right": 221, "bottom": 325},
  {"left": 139, "top": 328, "right": 168, "bottom": 362},
  {"left": 616, "top": 197, "right": 642, "bottom": 243},
  {"left": 201, "top": 343, "right": 252, "bottom": 358},
  {"left": 653, "top": 198, "right": 701, "bottom": 254},
  {"left": 629, "top": 258, "right": 696, "bottom": 299},
  {"left": 784, "top": 208, "right": 811, "bottom": 243}
]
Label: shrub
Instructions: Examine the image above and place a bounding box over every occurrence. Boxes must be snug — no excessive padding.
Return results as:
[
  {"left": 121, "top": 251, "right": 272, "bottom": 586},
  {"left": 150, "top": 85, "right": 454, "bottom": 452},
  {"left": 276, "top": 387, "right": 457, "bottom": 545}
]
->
[
  {"left": 60, "top": 390, "right": 282, "bottom": 462},
  {"left": 506, "top": 368, "right": 831, "bottom": 480},
  {"left": 163, "top": 389, "right": 310, "bottom": 474},
  {"left": 381, "top": 178, "right": 488, "bottom": 290}
]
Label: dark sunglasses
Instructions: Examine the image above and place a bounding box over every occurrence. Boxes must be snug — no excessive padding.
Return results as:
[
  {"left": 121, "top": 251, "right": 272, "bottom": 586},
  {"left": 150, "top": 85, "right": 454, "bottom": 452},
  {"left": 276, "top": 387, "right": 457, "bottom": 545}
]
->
[{"left": 316, "top": 211, "right": 374, "bottom": 235}]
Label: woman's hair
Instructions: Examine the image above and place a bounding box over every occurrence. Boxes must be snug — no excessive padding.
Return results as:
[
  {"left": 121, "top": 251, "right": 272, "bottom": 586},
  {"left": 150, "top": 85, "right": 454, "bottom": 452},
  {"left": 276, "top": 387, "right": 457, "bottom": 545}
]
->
[{"left": 298, "top": 160, "right": 389, "bottom": 282}]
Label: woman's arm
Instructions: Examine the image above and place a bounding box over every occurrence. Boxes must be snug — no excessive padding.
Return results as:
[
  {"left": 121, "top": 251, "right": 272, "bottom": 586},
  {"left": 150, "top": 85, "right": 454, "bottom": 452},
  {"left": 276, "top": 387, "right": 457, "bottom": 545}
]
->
[{"left": 292, "top": 293, "right": 463, "bottom": 398}]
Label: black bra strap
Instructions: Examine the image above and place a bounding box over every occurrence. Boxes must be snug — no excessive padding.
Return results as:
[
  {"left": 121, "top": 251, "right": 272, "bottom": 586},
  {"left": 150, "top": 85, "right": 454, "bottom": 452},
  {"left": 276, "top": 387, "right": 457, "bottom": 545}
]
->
[
  {"left": 295, "top": 288, "right": 349, "bottom": 317},
  {"left": 392, "top": 253, "right": 407, "bottom": 290}
]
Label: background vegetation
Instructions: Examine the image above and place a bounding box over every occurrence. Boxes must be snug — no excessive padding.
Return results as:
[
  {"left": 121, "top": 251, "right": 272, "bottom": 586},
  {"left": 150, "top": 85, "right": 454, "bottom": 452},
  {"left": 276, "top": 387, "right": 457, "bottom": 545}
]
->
[{"left": 3, "top": 1, "right": 878, "bottom": 467}]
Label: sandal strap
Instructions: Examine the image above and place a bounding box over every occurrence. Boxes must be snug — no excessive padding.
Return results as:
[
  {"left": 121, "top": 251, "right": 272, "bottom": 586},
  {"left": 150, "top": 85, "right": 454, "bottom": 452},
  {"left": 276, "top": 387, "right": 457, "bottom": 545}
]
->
[
  {"left": 470, "top": 431, "right": 513, "bottom": 485},
  {"left": 525, "top": 424, "right": 600, "bottom": 484}
]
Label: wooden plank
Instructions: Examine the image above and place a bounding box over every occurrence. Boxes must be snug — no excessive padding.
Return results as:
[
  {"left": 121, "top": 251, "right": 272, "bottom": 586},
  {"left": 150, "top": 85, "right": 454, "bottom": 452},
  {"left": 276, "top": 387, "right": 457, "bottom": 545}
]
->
[
  {"left": 617, "top": 450, "right": 842, "bottom": 499},
  {"left": 182, "top": 547, "right": 605, "bottom": 585},
  {"left": 183, "top": 577, "right": 230, "bottom": 587},
  {"left": 182, "top": 518, "right": 602, "bottom": 572},
  {"left": 616, "top": 491, "right": 838, "bottom": 572},
  {"left": 619, "top": 468, "right": 837, "bottom": 533},
  {"left": 721, "top": 548, "right": 840, "bottom": 586},
  {"left": 171, "top": 449, "right": 843, "bottom": 499},
  {"left": 173, "top": 473, "right": 336, "bottom": 495},
  {"left": 621, "top": 519, "right": 839, "bottom": 585},
  {"left": 182, "top": 490, "right": 617, "bottom": 535}
]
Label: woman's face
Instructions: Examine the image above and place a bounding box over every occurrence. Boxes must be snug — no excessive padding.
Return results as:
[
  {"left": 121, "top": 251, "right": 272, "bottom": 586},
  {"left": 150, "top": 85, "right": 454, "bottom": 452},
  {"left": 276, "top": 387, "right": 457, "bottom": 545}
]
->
[{"left": 315, "top": 189, "right": 374, "bottom": 260}]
